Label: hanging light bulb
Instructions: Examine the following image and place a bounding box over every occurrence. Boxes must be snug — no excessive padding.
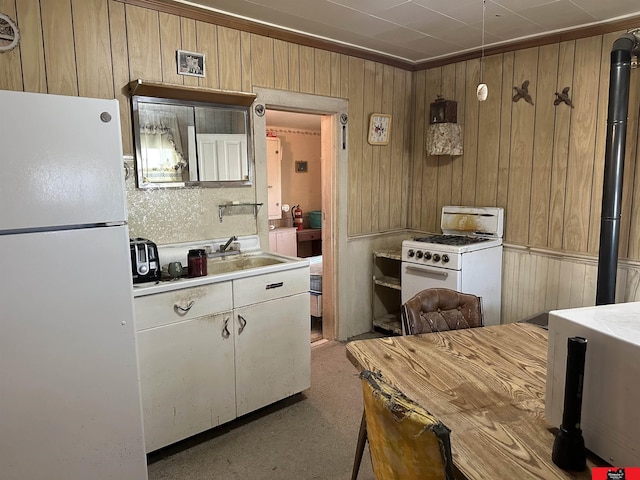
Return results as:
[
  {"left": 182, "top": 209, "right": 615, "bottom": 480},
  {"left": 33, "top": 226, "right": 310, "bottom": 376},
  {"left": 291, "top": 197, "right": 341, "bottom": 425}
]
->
[{"left": 477, "top": 0, "right": 488, "bottom": 101}]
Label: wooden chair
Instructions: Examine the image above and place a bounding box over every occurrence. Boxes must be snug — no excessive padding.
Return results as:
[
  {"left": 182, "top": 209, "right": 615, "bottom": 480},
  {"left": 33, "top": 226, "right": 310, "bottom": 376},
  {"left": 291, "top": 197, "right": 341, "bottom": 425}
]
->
[
  {"left": 351, "top": 370, "right": 455, "bottom": 480},
  {"left": 400, "top": 288, "right": 483, "bottom": 335}
]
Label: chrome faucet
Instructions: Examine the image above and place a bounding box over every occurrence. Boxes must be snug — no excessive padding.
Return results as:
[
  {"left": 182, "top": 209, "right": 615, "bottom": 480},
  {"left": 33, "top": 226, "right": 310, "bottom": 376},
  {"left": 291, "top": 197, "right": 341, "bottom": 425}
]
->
[{"left": 220, "top": 236, "right": 237, "bottom": 252}]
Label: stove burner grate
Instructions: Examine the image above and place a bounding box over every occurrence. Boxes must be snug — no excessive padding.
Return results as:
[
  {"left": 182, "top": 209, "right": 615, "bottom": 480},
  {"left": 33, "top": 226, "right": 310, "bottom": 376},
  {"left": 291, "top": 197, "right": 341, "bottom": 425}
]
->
[{"left": 412, "top": 234, "right": 491, "bottom": 246}]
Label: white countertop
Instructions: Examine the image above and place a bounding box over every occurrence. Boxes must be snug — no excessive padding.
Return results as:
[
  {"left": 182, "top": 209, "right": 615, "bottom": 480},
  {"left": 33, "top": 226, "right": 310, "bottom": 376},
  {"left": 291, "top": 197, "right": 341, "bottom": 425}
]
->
[{"left": 132, "top": 253, "right": 308, "bottom": 297}]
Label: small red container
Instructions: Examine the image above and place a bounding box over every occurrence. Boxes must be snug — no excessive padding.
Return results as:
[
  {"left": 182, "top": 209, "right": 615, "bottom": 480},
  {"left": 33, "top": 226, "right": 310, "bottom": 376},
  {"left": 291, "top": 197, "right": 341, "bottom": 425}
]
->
[{"left": 187, "top": 249, "right": 207, "bottom": 277}]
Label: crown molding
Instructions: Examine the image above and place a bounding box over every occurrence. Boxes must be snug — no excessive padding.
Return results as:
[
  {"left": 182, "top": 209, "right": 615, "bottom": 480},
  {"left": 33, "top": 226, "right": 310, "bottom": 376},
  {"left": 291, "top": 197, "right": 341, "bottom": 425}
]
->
[{"left": 115, "top": 1, "right": 640, "bottom": 72}]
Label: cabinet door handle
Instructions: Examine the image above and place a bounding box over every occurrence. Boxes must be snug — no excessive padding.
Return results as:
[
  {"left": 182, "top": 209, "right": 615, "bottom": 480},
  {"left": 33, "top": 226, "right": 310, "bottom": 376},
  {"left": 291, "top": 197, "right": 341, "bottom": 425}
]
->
[
  {"left": 222, "top": 317, "right": 231, "bottom": 339},
  {"left": 237, "top": 314, "right": 247, "bottom": 335},
  {"left": 266, "top": 282, "right": 283, "bottom": 290},
  {"left": 174, "top": 300, "right": 195, "bottom": 314}
]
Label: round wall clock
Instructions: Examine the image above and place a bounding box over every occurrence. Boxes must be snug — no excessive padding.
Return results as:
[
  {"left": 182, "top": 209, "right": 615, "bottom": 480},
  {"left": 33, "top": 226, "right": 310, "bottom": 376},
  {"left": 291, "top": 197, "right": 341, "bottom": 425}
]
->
[
  {"left": 0, "top": 13, "right": 20, "bottom": 52},
  {"left": 368, "top": 113, "right": 391, "bottom": 145}
]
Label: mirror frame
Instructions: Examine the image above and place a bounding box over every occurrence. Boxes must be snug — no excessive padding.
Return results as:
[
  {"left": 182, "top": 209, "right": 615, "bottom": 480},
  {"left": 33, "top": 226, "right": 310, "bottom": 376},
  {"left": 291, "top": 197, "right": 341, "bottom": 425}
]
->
[{"left": 127, "top": 79, "right": 257, "bottom": 189}]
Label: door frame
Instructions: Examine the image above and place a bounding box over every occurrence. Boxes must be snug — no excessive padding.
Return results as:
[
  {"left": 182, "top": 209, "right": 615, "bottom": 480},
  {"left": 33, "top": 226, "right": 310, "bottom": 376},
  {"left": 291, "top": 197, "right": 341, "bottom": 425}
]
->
[{"left": 252, "top": 88, "right": 348, "bottom": 341}]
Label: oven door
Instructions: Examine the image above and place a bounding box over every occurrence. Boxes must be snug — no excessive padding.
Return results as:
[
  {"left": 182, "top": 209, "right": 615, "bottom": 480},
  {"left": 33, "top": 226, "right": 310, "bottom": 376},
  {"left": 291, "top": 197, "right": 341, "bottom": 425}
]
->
[{"left": 401, "top": 262, "right": 461, "bottom": 304}]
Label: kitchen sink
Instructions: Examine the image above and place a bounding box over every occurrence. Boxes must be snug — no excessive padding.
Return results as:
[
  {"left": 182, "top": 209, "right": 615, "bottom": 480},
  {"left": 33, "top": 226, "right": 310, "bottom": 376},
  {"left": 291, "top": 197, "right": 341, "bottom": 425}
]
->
[
  {"left": 206, "top": 253, "right": 289, "bottom": 275},
  {"left": 132, "top": 237, "right": 308, "bottom": 297}
]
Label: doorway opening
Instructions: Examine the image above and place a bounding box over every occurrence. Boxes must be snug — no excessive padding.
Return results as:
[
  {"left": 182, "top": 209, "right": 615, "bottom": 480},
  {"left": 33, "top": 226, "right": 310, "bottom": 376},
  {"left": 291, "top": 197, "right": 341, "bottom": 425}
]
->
[
  {"left": 253, "top": 87, "right": 348, "bottom": 343},
  {"left": 265, "top": 109, "right": 324, "bottom": 343}
]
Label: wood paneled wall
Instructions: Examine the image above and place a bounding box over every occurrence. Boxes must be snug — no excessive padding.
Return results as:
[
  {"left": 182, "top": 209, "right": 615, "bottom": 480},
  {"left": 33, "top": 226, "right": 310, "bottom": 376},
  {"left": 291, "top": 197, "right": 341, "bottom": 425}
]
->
[
  {"left": 4, "top": 0, "right": 640, "bottom": 327},
  {"left": 501, "top": 246, "right": 640, "bottom": 324},
  {"left": 0, "top": 0, "right": 411, "bottom": 238},
  {"left": 412, "top": 32, "right": 640, "bottom": 260}
]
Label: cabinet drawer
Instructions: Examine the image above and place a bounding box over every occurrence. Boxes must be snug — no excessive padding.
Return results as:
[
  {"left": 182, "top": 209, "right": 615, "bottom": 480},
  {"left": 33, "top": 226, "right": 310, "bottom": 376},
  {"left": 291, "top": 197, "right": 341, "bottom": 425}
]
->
[
  {"left": 297, "top": 228, "right": 321, "bottom": 242},
  {"left": 233, "top": 267, "right": 309, "bottom": 308},
  {"left": 135, "top": 281, "right": 233, "bottom": 331}
]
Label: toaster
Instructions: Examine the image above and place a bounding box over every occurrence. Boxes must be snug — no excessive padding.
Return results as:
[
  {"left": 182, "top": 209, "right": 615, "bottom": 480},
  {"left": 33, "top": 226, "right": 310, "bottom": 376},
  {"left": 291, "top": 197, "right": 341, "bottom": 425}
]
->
[{"left": 130, "top": 238, "right": 161, "bottom": 283}]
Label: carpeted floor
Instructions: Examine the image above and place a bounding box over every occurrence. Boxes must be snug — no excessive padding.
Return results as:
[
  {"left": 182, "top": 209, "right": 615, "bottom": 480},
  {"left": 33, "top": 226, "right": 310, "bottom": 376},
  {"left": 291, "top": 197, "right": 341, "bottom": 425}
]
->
[{"left": 147, "top": 339, "right": 377, "bottom": 480}]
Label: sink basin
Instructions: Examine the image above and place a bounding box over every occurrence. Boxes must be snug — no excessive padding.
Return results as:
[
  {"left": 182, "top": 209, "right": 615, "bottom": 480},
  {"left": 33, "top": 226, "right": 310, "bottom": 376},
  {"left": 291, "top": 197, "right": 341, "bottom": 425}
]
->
[{"left": 206, "top": 254, "right": 288, "bottom": 275}]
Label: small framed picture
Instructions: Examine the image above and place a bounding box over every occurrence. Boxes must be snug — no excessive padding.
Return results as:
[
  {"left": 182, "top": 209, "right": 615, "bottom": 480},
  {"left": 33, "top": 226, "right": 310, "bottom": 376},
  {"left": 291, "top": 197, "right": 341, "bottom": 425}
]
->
[
  {"left": 368, "top": 113, "right": 391, "bottom": 145},
  {"left": 177, "top": 50, "right": 205, "bottom": 77}
]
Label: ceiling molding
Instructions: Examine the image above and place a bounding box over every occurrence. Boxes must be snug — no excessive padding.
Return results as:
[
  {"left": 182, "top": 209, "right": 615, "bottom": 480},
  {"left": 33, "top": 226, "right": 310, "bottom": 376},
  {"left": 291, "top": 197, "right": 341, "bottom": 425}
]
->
[
  {"left": 115, "top": 0, "right": 413, "bottom": 70},
  {"left": 414, "top": 15, "right": 640, "bottom": 71},
  {"left": 115, "top": 0, "right": 640, "bottom": 72}
]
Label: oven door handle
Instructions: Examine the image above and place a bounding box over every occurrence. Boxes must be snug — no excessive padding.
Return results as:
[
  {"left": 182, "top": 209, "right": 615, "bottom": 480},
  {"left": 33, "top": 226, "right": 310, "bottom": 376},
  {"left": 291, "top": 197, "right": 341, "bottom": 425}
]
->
[{"left": 405, "top": 265, "right": 449, "bottom": 278}]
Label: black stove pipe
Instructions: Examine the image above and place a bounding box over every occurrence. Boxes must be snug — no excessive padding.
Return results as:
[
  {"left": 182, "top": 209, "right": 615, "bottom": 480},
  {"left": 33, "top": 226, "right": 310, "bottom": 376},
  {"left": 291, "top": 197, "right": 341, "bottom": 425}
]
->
[{"left": 596, "top": 33, "right": 639, "bottom": 305}]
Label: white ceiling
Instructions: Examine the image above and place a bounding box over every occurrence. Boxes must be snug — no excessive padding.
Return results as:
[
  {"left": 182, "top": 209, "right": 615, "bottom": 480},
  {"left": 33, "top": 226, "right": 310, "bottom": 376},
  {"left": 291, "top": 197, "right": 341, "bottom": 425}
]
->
[{"left": 176, "top": 0, "right": 640, "bottom": 64}]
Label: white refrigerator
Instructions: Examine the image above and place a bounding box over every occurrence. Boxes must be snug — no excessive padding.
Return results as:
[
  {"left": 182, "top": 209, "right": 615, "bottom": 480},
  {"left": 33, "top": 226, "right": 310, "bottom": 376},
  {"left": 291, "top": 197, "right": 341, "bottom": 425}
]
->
[{"left": 0, "top": 90, "right": 148, "bottom": 479}]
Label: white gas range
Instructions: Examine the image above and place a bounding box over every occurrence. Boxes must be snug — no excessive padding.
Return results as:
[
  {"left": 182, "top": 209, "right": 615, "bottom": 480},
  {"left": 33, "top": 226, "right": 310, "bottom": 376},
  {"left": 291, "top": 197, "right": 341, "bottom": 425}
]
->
[{"left": 401, "top": 206, "right": 504, "bottom": 326}]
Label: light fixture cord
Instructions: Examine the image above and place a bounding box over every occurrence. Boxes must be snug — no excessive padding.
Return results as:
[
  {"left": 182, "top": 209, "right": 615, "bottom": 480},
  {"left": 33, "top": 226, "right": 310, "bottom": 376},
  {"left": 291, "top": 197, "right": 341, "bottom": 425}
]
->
[{"left": 481, "top": 0, "right": 485, "bottom": 83}]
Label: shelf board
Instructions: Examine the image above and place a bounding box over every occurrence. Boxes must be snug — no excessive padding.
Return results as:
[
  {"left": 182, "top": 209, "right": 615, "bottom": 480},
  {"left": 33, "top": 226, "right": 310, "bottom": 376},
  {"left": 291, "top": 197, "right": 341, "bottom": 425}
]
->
[
  {"left": 373, "top": 313, "right": 402, "bottom": 335},
  {"left": 373, "top": 248, "right": 402, "bottom": 261},
  {"left": 128, "top": 79, "right": 256, "bottom": 106},
  {"left": 373, "top": 276, "right": 401, "bottom": 290}
]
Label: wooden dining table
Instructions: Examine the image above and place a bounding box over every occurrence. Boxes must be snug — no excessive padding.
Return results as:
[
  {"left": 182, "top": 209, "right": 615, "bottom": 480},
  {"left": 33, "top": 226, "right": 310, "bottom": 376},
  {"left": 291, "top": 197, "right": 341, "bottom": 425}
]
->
[{"left": 346, "top": 323, "right": 603, "bottom": 480}]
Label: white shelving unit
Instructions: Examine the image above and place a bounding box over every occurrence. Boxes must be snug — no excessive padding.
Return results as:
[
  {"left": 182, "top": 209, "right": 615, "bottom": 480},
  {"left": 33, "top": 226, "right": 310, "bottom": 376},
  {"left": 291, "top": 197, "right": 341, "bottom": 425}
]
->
[{"left": 372, "top": 248, "right": 402, "bottom": 335}]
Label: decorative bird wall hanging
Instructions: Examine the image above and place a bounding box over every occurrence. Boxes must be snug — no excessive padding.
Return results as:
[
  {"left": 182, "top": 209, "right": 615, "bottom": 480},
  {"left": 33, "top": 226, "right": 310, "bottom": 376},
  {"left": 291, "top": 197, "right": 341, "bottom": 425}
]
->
[
  {"left": 554, "top": 87, "right": 574, "bottom": 108},
  {"left": 513, "top": 80, "right": 534, "bottom": 105}
]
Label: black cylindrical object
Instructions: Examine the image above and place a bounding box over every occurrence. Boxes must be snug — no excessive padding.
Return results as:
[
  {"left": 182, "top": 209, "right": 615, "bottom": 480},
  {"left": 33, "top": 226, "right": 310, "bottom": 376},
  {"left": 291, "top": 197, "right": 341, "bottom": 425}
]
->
[
  {"left": 596, "top": 34, "right": 638, "bottom": 305},
  {"left": 552, "top": 336, "right": 587, "bottom": 471}
]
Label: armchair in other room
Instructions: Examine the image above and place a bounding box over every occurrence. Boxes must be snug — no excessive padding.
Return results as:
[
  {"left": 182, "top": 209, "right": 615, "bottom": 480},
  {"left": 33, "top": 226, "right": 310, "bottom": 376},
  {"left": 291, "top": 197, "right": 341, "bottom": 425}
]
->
[{"left": 400, "top": 288, "right": 483, "bottom": 335}]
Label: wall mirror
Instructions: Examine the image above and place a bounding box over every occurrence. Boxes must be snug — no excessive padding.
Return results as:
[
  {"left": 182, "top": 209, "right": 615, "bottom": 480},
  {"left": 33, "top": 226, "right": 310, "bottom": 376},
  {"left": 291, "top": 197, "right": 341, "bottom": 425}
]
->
[{"left": 128, "top": 80, "right": 256, "bottom": 188}]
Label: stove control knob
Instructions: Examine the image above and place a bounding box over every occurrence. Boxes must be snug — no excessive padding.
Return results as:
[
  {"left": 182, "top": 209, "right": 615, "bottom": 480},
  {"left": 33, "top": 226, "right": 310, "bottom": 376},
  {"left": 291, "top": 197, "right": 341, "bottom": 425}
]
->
[
  {"left": 432, "top": 254, "right": 441, "bottom": 263},
  {"left": 407, "top": 249, "right": 415, "bottom": 258},
  {"left": 416, "top": 251, "right": 423, "bottom": 259},
  {"left": 442, "top": 254, "right": 450, "bottom": 263},
  {"left": 424, "top": 252, "right": 432, "bottom": 260}
]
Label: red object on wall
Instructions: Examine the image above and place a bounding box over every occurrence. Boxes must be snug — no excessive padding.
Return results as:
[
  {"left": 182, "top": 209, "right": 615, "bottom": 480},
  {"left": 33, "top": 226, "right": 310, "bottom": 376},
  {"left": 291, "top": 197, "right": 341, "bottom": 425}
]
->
[{"left": 293, "top": 205, "right": 304, "bottom": 230}]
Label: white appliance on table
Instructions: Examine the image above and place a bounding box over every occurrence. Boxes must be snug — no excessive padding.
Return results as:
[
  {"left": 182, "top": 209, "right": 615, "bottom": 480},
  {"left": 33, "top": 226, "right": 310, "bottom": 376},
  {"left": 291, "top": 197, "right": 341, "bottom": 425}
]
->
[
  {"left": 0, "top": 90, "right": 147, "bottom": 479},
  {"left": 401, "top": 206, "right": 504, "bottom": 326},
  {"left": 546, "top": 303, "right": 640, "bottom": 467}
]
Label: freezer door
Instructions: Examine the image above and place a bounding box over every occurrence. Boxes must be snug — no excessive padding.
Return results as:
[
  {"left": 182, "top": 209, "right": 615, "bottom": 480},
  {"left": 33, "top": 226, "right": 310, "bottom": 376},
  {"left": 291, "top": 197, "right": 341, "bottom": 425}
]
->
[
  {"left": 0, "top": 90, "right": 126, "bottom": 231},
  {"left": 0, "top": 226, "right": 147, "bottom": 480}
]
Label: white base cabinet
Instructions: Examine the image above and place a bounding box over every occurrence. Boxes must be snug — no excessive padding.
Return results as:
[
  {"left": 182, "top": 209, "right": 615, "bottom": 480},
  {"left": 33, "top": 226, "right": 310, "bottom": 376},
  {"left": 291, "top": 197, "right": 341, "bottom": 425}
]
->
[
  {"left": 268, "top": 227, "right": 297, "bottom": 257},
  {"left": 235, "top": 293, "right": 310, "bottom": 416},
  {"left": 137, "top": 312, "right": 235, "bottom": 452},
  {"left": 134, "top": 266, "right": 310, "bottom": 453}
]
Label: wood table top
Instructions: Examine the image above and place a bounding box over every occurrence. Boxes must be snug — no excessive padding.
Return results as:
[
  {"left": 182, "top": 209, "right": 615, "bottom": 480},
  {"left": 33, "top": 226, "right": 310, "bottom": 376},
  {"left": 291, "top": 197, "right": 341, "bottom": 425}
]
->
[{"left": 346, "top": 323, "right": 601, "bottom": 480}]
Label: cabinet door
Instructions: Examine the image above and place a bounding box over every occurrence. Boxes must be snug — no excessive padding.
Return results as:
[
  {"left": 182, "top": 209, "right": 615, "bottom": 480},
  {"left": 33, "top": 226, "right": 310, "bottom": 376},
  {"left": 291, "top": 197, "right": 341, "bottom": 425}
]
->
[
  {"left": 196, "top": 134, "right": 248, "bottom": 181},
  {"left": 277, "top": 229, "right": 298, "bottom": 257},
  {"left": 268, "top": 230, "right": 278, "bottom": 252},
  {"left": 269, "top": 228, "right": 298, "bottom": 256},
  {"left": 234, "top": 293, "right": 310, "bottom": 416},
  {"left": 266, "top": 137, "right": 282, "bottom": 219},
  {"left": 137, "top": 312, "right": 235, "bottom": 452}
]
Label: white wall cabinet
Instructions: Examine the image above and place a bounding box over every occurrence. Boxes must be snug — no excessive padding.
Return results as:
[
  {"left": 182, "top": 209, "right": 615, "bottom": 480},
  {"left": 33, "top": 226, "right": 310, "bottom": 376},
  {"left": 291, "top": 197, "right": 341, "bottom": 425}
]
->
[
  {"left": 266, "top": 137, "right": 282, "bottom": 219},
  {"left": 268, "top": 227, "right": 297, "bottom": 257},
  {"left": 134, "top": 266, "right": 310, "bottom": 452}
]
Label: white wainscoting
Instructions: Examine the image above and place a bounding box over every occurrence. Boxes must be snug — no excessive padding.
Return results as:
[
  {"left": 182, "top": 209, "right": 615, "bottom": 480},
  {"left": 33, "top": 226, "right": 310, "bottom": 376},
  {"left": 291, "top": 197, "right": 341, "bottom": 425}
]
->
[{"left": 501, "top": 245, "right": 640, "bottom": 324}]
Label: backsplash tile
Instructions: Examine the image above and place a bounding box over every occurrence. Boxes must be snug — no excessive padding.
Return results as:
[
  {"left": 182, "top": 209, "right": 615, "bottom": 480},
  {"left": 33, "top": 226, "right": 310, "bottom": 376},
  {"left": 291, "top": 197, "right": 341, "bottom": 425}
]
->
[{"left": 124, "top": 160, "right": 258, "bottom": 245}]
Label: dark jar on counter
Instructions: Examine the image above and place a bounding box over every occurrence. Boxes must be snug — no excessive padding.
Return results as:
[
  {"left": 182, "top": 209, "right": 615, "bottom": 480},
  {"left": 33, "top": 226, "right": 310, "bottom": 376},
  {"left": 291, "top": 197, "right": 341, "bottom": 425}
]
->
[{"left": 187, "top": 249, "right": 207, "bottom": 277}]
